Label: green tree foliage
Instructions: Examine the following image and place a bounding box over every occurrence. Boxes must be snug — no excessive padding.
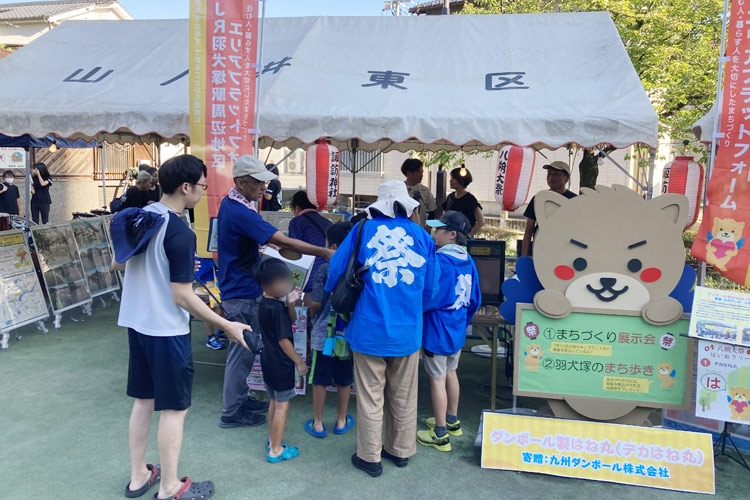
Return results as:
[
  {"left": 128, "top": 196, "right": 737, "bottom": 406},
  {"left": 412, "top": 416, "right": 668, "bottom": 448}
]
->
[{"left": 463, "top": 1, "right": 724, "bottom": 141}]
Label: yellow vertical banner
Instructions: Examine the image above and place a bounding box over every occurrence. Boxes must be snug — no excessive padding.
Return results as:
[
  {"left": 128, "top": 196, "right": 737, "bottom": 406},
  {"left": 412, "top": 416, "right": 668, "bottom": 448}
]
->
[
  {"left": 481, "top": 413, "right": 715, "bottom": 494},
  {"left": 190, "top": 0, "right": 259, "bottom": 257}
]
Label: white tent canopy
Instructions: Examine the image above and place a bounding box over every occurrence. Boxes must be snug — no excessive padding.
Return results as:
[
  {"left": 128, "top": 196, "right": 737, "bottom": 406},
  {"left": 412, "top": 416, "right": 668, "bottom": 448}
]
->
[
  {"left": 0, "top": 12, "right": 657, "bottom": 152},
  {"left": 692, "top": 98, "right": 719, "bottom": 143}
]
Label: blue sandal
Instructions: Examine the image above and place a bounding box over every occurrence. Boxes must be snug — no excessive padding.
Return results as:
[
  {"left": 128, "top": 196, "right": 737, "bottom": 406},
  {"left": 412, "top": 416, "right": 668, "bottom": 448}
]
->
[
  {"left": 305, "top": 419, "right": 327, "bottom": 438},
  {"left": 267, "top": 444, "right": 300, "bottom": 463},
  {"left": 333, "top": 415, "right": 356, "bottom": 435}
]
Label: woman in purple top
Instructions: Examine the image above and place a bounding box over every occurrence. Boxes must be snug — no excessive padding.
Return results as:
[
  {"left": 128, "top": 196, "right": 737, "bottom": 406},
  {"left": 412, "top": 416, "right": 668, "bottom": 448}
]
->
[{"left": 287, "top": 191, "right": 332, "bottom": 295}]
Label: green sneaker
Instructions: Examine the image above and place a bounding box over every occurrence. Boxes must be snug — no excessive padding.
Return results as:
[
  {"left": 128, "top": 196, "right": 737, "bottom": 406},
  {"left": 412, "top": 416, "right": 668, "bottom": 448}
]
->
[
  {"left": 425, "top": 417, "right": 462, "bottom": 437},
  {"left": 417, "top": 428, "right": 451, "bottom": 452}
]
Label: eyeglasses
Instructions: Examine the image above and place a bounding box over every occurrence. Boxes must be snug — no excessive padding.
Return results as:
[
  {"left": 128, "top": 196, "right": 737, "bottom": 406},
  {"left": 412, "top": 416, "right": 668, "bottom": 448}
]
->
[{"left": 194, "top": 182, "right": 209, "bottom": 191}]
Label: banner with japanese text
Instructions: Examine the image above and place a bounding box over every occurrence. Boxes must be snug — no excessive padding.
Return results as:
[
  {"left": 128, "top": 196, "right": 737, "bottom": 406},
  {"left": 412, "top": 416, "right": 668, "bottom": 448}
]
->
[
  {"left": 514, "top": 305, "right": 693, "bottom": 409},
  {"left": 481, "top": 413, "right": 715, "bottom": 494},
  {"left": 189, "top": 0, "right": 259, "bottom": 257},
  {"left": 696, "top": 339, "right": 750, "bottom": 424},
  {"left": 689, "top": 285, "right": 750, "bottom": 347},
  {"left": 692, "top": 1, "right": 750, "bottom": 285}
]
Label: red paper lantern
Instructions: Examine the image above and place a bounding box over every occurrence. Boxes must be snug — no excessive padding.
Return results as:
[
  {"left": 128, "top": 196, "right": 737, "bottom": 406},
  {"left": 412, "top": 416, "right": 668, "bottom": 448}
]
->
[
  {"left": 494, "top": 145, "right": 536, "bottom": 211},
  {"left": 306, "top": 139, "right": 340, "bottom": 209},
  {"left": 662, "top": 156, "right": 704, "bottom": 229}
]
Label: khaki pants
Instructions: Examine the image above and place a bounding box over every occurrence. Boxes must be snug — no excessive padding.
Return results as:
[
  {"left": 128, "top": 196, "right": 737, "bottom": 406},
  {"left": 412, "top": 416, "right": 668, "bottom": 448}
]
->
[{"left": 353, "top": 351, "right": 419, "bottom": 463}]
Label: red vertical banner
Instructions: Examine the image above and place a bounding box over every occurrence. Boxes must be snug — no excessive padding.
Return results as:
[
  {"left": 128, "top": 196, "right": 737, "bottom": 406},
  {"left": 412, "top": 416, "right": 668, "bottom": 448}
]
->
[
  {"left": 190, "top": 0, "right": 259, "bottom": 257},
  {"left": 692, "top": 2, "right": 750, "bottom": 285}
]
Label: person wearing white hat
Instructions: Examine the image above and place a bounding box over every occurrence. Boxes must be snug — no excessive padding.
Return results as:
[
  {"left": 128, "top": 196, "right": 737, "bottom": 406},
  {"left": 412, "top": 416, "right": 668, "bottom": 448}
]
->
[
  {"left": 217, "top": 155, "right": 334, "bottom": 429},
  {"left": 325, "top": 180, "right": 440, "bottom": 477},
  {"left": 521, "top": 161, "right": 577, "bottom": 257}
]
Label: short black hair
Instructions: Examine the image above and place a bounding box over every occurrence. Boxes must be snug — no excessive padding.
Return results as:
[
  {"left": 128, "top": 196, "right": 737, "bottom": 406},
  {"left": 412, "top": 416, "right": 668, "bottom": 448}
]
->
[
  {"left": 3, "top": 170, "right": 14, "bottom": 177},
  {"left": 159, "top": 155, "right": 207, "bottom": 195},
  {"left": 291, "top": 190, "right": 316, "bottom": 211},
  {"left": 326, "top": 222, "right": 351, "bottom": 248},
  {"left": 400, "top": 158, "right": 423, "bottom": 176},
  {"left": 146, "top": 167, "right": 158, "bottom": 176},
  {"left": 450, "top": 166, "right": 473, "bottom": 187},
  {"left": 255, "top": 257, "right": 292, "bottom": 286},
  {"left": 266, "top": 163, "right": 279, "bottom": 175}
]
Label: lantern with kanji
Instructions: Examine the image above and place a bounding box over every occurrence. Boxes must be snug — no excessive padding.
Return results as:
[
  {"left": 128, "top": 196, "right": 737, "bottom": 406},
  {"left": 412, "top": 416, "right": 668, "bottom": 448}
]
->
[
  {"left": 494, "top": 145, "right": 536, "bottom": 211},
  {"left": 306, "top": 139, "right": 340, "bottom": 209},
  {"left": 661, "top": 156, "right": 704, "bottom": 229}
]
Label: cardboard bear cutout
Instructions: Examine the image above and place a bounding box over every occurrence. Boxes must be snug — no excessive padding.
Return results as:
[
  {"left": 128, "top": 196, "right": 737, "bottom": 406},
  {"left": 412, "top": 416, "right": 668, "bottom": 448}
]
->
[
  {"left": 503, "top": 185, "right": 696, "bottom": 421},
  {"left": 532, "top": 185, "right": 688, "bottom": 325}
]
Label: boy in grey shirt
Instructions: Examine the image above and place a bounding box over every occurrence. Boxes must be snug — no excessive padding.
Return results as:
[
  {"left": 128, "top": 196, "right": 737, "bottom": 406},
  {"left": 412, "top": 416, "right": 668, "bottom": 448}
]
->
[{"left": 305, "top": 222, "right": 356, "bottom": 438}]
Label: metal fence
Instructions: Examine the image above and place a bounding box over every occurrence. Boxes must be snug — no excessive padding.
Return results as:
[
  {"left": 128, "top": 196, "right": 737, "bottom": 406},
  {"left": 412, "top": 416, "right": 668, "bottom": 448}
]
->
[
  {"left": 340, "top": 149, "right": 383, "bottom": 176},
  {"left": 93, "top": 143, "right": 135, "bottom": 180}
]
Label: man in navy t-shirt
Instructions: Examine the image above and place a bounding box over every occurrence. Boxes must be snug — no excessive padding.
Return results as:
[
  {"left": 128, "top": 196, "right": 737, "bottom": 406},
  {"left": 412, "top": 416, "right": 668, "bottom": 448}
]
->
[
  {"left": 115, "top": 155, "right": 253, "bottom": 500},
  {"left": 218, "top": 155, "right": 333, "bottom": 429}
]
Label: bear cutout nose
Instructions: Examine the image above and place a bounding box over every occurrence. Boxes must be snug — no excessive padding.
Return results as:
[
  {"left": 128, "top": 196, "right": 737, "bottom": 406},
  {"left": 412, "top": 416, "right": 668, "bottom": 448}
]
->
[{"left": 600, "top": 277, "right": 617, "bottom": 289}]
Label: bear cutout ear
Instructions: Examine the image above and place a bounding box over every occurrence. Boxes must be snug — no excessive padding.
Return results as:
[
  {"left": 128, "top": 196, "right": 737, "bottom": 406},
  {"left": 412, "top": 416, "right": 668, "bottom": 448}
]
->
[
  {"left": 649, "top": 193, "right": 688, "bottom": 229},
  {"left": 534, "top": 190, "right": 571, "bottom": 227}
]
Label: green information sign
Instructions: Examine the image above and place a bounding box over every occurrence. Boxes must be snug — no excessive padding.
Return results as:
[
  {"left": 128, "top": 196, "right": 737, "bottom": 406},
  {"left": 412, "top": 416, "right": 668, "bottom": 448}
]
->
[{"left": 514, "top": 305, "right": 693, "bottom": 409}]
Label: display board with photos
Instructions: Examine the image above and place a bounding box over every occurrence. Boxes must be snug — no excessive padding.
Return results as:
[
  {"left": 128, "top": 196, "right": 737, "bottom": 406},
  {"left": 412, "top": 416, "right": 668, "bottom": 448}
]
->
[
  {"left": 0, "top": 230, "right": 48, "bottom": 331},
  {"left": 31, "top": 223, "right": 92, "bottom": 313},
  {"left": 71, "top": 218, "right": 120, "bottom": 297}
]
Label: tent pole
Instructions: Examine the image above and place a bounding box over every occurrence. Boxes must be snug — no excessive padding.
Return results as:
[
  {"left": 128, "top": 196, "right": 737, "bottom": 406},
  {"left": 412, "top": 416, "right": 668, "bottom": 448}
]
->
[
  {"left": 349, "top": 139, "right": 360, "bottom": 213},
  {"left": 24, "top": 146, "right": 31, "bottom": 228},
  {"left": 646, "top": 147, "right": 656, "bottom": 200},
  {"left": 100, "top": 145, "right": 107, "bottom": 208},
  {"left": 253, "top": 0, "right": 268, "bottom": 156},
  {"left": 600, "top": 150, "right": 647, "bottom": 190}
]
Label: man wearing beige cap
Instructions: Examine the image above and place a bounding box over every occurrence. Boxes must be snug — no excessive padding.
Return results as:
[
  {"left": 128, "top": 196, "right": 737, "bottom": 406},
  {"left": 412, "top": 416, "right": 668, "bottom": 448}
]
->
[
  {"left": 520, "top": 161, "right": 577, "bottom": 257},
  {"left": 217, "top": 155, "right": 333, "bottom": 429}
]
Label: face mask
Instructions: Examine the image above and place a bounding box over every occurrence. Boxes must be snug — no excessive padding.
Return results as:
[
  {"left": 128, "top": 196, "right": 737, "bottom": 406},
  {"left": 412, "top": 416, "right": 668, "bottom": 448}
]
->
[{"left": 3, "top": 178, "right": 12, "bottom": 184}]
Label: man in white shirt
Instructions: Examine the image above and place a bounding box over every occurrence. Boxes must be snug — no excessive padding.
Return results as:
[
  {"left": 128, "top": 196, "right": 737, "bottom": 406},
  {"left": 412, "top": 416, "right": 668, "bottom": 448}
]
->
[{"left": 115, "top": 155, "right": 250, "bottom": 500}]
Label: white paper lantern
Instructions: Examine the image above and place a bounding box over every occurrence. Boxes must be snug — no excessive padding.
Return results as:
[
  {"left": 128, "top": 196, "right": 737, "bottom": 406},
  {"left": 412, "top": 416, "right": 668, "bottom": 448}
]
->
[
  {"left": 306, "top": 139, "right": 340, "bottom": 209},
  {"left": 494, "top": 145, "right": 536, "bottom": 211}
]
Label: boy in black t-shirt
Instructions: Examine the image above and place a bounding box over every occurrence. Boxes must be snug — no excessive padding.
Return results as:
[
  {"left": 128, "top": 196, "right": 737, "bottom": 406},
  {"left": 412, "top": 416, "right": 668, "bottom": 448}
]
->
[
  {"left": 0, "top": 170, "right": 21, "bottom": 215},
  {"left": 257, "top": 258, "right": 308, "bottom": 463}
]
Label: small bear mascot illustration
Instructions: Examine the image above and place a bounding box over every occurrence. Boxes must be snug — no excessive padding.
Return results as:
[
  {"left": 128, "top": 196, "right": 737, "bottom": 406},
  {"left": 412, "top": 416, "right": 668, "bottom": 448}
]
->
[
  {"left": 727, "top": 366, "right": 750, "bottom": 422},
  {"left": 656, "top": 362, "right": 676, "bottom": 389},
  {"left": 727, "top": 387, "right": 750, "bottom": 422},
  {"left": 523, "top": 344, "right": 544, "bottom": 372},
  {"left": 705, "top": 217, "right": 745, "bottom": 272}
]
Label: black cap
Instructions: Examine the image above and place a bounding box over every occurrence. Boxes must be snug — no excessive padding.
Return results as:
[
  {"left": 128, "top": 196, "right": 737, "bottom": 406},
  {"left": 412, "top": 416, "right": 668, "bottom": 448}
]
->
[{"left": 426, "top": 210, "right": 471, "bottom": 235}]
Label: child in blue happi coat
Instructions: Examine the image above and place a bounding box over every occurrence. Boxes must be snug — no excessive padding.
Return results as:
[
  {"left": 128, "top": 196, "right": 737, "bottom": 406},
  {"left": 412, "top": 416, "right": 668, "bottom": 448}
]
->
[{"left": 418, "top": 211, "right": 481, "bottom": 452}]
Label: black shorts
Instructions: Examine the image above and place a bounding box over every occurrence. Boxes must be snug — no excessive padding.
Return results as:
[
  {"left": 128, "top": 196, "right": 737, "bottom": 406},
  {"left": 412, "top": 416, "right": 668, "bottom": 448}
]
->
[
  {"left": 307, "top": 350, "right": 354, "bottom": 387},
  {"left": 127, "top": 329, "right": 194, "bottom": 411}
]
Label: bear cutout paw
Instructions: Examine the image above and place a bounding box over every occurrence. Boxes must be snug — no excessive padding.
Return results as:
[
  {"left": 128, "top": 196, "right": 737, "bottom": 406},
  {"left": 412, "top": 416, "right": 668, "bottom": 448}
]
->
[
  {"left": 641, "top": 296, "right": 683, "bottom": 326},
  {"left": 533, "top": 290, "right": 572, "bottom": 319}
]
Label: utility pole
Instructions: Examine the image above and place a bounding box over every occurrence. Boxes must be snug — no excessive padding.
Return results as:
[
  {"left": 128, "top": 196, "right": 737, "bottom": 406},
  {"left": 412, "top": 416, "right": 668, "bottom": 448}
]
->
[{"left": 442, "top": 0, "right": 450, "bottom": 15}]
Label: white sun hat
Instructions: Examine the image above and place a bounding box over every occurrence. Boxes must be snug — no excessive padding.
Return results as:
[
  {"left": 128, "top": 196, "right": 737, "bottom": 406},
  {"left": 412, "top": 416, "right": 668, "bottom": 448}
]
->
[{"left": 365, "top": 180, "right": 420, "bottom": 219}]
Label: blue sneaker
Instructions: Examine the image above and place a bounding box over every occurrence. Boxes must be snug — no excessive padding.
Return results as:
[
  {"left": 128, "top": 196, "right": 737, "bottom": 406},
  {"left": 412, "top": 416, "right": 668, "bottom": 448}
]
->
[
  {"left": 215, "top": 330, "right": 228, "bottom": 341},
  {"left": 206, "top": 334, "right": 225, "bottom": 350}
]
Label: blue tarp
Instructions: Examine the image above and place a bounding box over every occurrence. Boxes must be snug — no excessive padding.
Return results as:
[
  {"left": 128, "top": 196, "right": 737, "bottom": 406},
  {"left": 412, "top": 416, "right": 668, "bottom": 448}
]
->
[{"left": 0, "top": 133, "right": 96, "bottom": 149}]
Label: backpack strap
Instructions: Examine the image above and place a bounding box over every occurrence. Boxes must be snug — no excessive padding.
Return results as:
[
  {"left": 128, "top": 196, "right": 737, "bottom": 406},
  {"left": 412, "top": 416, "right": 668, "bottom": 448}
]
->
[{"left": 302, "top": 211, "right": 328, "bottom": 239}]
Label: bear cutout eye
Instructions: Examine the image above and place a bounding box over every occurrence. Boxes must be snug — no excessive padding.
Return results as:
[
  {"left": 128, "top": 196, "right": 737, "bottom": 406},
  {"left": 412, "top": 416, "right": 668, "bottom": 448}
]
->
[
  {"left": 573, "top": 258, "right": 587, "bottom": 271},
  {"left": 627, "top": 259, "right": 642, "bottom": 273}
]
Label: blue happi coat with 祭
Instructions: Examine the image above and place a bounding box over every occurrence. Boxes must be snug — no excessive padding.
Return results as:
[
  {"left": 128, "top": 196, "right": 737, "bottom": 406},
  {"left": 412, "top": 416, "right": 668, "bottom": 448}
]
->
[
  {"left": 325, "top": 215, "right": 439, "bottom": 357},
  {"left": 423, "top": 245, "right": 481, "bottom": 356}
]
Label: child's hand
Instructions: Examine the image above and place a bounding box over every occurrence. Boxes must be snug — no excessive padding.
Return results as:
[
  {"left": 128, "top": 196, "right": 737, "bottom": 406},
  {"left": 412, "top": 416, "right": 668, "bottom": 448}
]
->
[
  {"left": 296, "top": 361, "right": 309, "bottom": 377},
  {"left": 286, "top": 287, "right": 303, "bottom": 305}
]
